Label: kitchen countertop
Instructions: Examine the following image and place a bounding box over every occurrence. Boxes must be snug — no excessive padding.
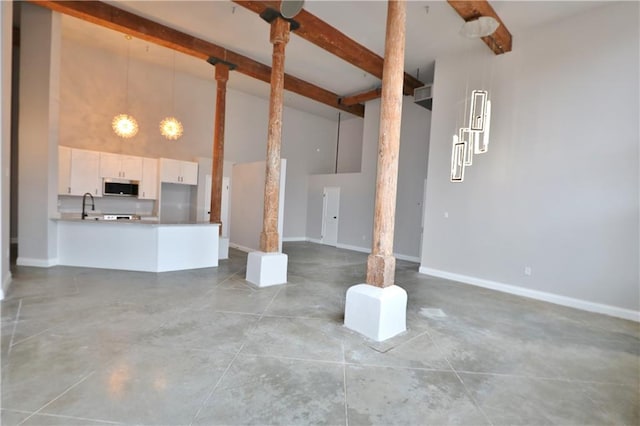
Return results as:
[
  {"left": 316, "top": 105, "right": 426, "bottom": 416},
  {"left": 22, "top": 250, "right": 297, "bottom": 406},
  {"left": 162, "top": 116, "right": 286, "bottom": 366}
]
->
[
  {"left": 56, "top": 216, "right": 220, "bottom": 272},
  {"left": 52, "top": 217, "right": 220, "bottom": 226}
]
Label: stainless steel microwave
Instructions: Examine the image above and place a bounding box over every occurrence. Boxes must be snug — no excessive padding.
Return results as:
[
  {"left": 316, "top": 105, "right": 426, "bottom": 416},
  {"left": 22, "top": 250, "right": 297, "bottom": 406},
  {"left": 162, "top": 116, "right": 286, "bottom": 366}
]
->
[{"left": 103, "top": 179, "right": 139, "bottom": 197}]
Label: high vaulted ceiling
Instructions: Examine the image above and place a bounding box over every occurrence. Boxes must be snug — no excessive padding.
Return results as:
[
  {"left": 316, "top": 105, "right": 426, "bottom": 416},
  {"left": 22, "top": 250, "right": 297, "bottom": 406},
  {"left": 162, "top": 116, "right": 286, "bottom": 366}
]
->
[{"left": 55, "top": 1, "right": 607, "bottom": 120}]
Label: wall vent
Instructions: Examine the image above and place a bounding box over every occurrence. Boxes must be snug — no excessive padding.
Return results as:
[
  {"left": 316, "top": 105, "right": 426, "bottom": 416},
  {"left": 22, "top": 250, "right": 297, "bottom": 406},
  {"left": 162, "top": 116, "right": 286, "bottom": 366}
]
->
[{"left": 414, "top": 84, "right": 433, "bottom": 110}]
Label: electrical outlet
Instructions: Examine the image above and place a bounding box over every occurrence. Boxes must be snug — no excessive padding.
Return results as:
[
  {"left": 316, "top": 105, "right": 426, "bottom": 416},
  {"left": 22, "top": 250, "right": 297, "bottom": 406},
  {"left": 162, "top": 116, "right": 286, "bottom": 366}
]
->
[
  {"left": 524, "top": 266, "right": 532, "bottom": 276},
  {"left": 444, "top": 211, "right": 449, "bottom": 218}
]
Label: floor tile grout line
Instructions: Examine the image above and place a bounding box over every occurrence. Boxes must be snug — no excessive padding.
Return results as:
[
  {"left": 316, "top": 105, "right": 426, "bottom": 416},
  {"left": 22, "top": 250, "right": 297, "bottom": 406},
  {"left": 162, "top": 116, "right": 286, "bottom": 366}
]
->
[
  {"left": 205, "top": 269, "right": 246, "bottom": 295},
  {"left": 237, "top": 352, "right": 348, "bottom": 366},
  {"left": 208, "top": 309, "right": 262, "bottom": 317},
  {"left": 259, "top": 313, "right": 344, "bottom": 321},
  {"left": 189, "top": 343, "right": 246, "bottom": 426},
  {"left": 378, "top": 330, "right": 430, "bottom": 354},
  {"left": 189, "top": 283, "right": 288, "bottom": 424},
  {"left": 453, "top": 369, "right": 640, "bottom": 387},
  {"left": 17, "top": 370, "right": 96, "bottom": 426},
  {"left": 76, "top": 335, "right": 635, "bottom": 390},
  {"left": 450, "top": 366, "right": 495, "bottom": 426},
  {"left": 10, "top": 327, "right": 56, "bottom": 348},
  {"left": 257, "top": 286, "right": 284, "bottom": 322},
  {"left": 21, "top": 410, "right": 125, "bottom": 425},
  {"left": 7, "top": 298, "right": 23, "bottom": 355},
  {"left": 421, "top": 327, "right": 495, "bottom": 426},
  {"left": 342, "top": 341, "right": 349, "bottom": 426},
  {"left": 1, "top": 408, "right": 34, "bottom": 414},
  {"left": 146, "top": 269, "right": 249, "bottom": 333},
  {"left": 581, "top": 386, "right": 614, "bottom": 420},
  {"left": 234, "top": 351, "right": 461, "bottom": 374}
]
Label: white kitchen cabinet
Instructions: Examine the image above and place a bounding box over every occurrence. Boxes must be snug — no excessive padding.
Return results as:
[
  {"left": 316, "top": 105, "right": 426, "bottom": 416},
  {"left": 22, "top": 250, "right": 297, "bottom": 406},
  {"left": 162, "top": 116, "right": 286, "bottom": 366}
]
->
[
  {"left": 181, "top": 161, "right": 198, "bottom": 185},
  {"left": 58, "top": 146, "right": 71, "bottom": 195},
  {"left": 69, "top": 148, "right": 101, "bottom": 196},
  {"left": 160, "top": 158, "right": 198, "bottom": 185},
  {"left": 139, "top": 157, "right": 158, "bottom": 200},
  {"left": 99, "top": 153, "right": 142, "bottom": 180},
  {"left": 121, "top": 155, "right": 143, "bottom": 180}
]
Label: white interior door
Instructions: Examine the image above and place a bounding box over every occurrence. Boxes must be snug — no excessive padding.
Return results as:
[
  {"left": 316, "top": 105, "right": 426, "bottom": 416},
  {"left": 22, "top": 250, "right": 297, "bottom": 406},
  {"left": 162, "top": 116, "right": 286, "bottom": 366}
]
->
[
  {"left": 221, "top": 177, "right": 230, "bottom": 238},
  {"left": 321, "top": 187, "right": 340, "bottom": 246}
]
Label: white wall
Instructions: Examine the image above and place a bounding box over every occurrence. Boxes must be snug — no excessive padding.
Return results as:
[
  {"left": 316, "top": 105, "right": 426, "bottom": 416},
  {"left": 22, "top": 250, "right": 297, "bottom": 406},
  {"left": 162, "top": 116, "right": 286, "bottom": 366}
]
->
[
  {"left": 1, "top": 0, "right": 13, "bottom": 297},
  {"left": 308, "top": 98, "right": 431, "bottom": 261},
  {"left": 17, "top": 4, "right": 61, "bottom": 267},
  {"left": 59, "top": 39, "right": 214, "bottom": 161},
  {"left": 58, "top": 37, "right": 336, "bottom": 240},
  {"left": 421, "top": 2, "right": 639, "bottom": 318},
  {"left": 230, "top": 159, "right": 286, "bottom": 253},
  {"left": 336, "top": 116, "right": 364, "bottom": 173},
  {"left": 226, "top": 89, "right": 337, "bottom": 239}
]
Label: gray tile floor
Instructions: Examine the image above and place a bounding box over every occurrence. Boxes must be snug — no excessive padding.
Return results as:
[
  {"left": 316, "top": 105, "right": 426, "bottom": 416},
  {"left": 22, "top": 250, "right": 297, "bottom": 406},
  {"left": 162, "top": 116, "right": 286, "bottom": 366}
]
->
[{"left": 1, "top": 242, "right": 638, "bottom": 425}]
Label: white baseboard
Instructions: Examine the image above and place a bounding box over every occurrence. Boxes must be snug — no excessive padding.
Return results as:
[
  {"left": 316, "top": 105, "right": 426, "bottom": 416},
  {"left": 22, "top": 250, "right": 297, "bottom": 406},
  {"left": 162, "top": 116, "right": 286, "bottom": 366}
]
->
[
  {"left": 336, "top": 242, "right": 369, "bottom": 254},
  {"left": 0, "top": 272, "right": 12, "bottom": 300},
  {"left": 231, "top": 239, "right": 420, "bottom": 263},
  {"left": 419, "top": 267, "right": 640, "bottom": 323},
  {"left": 16, "top": 257, "right": 59, "bottom": 268},
  {"left": 228, "top": 243, "right": 255, "bottom": 253},
  {"left": 335, "top": 243, "right": 419, "bottom": 263},
  {"left": 395, "top": 253, "right": 420, "bottom": 263}
]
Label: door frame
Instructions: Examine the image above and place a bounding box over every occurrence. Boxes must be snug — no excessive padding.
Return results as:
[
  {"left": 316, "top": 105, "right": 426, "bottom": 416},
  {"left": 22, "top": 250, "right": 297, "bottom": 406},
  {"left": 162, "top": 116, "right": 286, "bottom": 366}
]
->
[
  {"left": 321, "top": 186, "right": 340, "bottom": 246},
  {"left": 204, "top": 175, "right": 231, "bottom": 238}
]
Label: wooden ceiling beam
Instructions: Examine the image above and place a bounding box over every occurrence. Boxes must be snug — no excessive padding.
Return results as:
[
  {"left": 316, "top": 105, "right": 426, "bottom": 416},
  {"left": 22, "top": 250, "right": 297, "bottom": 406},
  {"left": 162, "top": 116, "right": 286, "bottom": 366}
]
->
[
  {"left": 447, "top": 0, "right": 512, "bottom": 54},
  {"left": 27, "top": 0, "right": 364, "bottom": 117},
  {"left": 233, "top": 1, "right": 424, "bottom": 96},
  {"left": 341, "top": 88, "right": 382, "bottom": 107}
]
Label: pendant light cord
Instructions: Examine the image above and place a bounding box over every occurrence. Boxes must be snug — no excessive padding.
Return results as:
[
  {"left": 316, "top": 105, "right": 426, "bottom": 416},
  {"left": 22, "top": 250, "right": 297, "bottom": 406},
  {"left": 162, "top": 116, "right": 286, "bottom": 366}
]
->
[
  {"left": 171, "top": 52, "right": 176, "bottom": 115},
  {"left": 125, "top": 37, "right": 130, "bottom": 111}
]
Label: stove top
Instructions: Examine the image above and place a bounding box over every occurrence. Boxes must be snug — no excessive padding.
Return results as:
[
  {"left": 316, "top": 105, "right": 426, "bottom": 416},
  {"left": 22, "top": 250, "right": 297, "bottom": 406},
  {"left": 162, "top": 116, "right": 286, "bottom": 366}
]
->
[{"left": 102, "top": 214, "right": 140, "bottom": 221}]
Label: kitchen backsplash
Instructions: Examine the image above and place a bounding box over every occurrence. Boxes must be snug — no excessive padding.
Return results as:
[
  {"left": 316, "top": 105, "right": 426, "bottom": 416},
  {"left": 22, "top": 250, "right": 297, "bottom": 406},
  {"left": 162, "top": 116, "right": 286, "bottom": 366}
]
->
[{"left": 58, "top": 195, "right": 156, "bottom": 216}]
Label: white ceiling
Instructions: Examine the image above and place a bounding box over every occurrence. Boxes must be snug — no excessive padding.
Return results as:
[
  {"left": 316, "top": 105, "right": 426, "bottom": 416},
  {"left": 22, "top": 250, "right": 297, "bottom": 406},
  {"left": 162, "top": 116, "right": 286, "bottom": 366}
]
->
[{"left": 60, "top": 0, "right": 608, "bottom": 120}]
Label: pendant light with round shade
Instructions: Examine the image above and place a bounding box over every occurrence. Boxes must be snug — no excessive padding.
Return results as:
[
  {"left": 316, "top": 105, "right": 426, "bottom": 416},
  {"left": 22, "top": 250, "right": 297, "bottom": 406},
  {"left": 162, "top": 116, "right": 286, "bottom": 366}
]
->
[{"left": 160, "top": 52, "right": 183, "bottom": 140}]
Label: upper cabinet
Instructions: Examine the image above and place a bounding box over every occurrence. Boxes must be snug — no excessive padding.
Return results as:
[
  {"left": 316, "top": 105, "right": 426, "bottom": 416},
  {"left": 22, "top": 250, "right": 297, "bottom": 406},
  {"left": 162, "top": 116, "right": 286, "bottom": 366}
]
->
[
  {"left": 99, "top": 153, "right": 143, "bottom": 181},
  {"left": 58, "top": 148, "right": 197, "bottom": 200},
  {"left": 160, "top": 158, "right": 198, "bottom": 185},
  {"left": 58, "top": 147, "right": 101, "bottom": 196},
  {"left": 139, "top": 158, "right": 158, "bottom": 200}
]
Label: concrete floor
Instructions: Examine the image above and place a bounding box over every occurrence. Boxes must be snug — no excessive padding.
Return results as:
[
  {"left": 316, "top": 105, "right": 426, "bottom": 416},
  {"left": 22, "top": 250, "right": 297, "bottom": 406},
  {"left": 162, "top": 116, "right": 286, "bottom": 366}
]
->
[{"left": 1, "top": 242, "right": 638, "bottom": 425}]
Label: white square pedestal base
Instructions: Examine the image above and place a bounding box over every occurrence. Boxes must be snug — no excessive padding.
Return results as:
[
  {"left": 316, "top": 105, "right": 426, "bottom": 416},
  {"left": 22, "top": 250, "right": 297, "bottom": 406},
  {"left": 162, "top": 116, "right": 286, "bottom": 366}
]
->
[
  {"left": 344, "top": 284, "right": 407, "bottom": 342},
  {"left": 246, "top": 251, "right": 288, "bottom": 287},
  {"left": 218, "top": 238, "right": 229, "bottom": 260}
]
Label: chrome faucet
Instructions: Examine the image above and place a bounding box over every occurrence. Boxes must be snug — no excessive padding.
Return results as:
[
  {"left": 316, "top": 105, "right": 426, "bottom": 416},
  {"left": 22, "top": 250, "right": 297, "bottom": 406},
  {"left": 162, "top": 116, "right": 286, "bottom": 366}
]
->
[{"left": 82, "top": 192, "right": 95, "bottom": 220}]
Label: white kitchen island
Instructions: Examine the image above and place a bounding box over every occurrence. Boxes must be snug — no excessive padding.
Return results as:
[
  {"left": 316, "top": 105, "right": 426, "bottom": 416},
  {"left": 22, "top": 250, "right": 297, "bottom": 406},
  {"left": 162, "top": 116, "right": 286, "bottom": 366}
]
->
[{"left": 56, "top": 219, "right": 219, "bottom": 272}]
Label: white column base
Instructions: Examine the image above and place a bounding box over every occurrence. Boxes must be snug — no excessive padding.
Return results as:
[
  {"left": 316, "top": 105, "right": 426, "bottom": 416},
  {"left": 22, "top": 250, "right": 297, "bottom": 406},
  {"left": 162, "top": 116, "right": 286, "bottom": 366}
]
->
[
  {"left": 246, "top": 251, "right": 288, "bottom": 287},
  {"left": 344, "top": 284, "right": 407, "bottom": 342},
  {"left": 218, "top": 237, "right": 229, "bottom": 260}
]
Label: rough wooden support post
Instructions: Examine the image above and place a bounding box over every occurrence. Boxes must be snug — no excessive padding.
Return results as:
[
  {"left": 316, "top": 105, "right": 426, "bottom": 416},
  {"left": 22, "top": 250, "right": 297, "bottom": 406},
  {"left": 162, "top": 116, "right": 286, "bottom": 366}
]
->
[
  {"left": 259, "top": 18, "right": 290, "bottom": 253},
  {"left": 366, "top": 0, "right": 406, "bottom": 288},
  {"left": 210, "top": 63, "right": 229, "bottom": 236}
]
